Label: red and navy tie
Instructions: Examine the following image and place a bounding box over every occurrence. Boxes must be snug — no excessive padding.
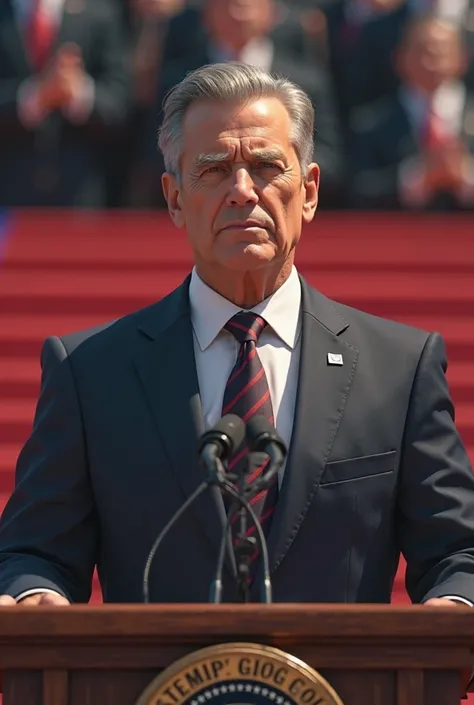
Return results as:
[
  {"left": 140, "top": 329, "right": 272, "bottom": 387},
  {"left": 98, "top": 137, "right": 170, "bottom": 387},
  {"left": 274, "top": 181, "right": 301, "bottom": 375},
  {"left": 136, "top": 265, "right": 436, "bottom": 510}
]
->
[{"left": 222, "top": 312, "right": 278, "bottom": 561}]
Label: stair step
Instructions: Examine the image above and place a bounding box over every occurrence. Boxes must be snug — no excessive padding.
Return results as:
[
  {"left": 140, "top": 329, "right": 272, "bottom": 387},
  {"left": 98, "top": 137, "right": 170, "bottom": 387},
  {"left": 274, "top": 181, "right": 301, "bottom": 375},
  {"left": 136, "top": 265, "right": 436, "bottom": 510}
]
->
[
  {"left": 1, "top": 358, "right": 473, "bottom": 400},
  {"left": 1, "top": 440, "right": 472, "bottom": 492},
  {"left": 1, "top": 315, "right": 474, "bottom": 360},
  {"left": 0, "top": 390, "right": 472, "bottom": 448},
  {"left": 1, "top": 270, "right": 474, "bottom": 298},
  {"left": 2, "top": 295, "right": 474, "bottom": 318},
  {"left": 5, "top": 211, "right": 474, "bottom": 264}
]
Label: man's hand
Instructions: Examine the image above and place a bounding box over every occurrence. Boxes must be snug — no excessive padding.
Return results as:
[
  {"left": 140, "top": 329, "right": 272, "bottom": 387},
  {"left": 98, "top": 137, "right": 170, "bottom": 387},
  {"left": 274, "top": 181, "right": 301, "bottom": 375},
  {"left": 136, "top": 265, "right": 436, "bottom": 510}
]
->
[
  {"left": 36, "top": 43, "right": 87, "bottom": 113},
  {"left": 0, "top": 593, "right": 70, "bottom": 606},
  {"left": 422, "top": 139, "right": 471, "bottom": 193}
]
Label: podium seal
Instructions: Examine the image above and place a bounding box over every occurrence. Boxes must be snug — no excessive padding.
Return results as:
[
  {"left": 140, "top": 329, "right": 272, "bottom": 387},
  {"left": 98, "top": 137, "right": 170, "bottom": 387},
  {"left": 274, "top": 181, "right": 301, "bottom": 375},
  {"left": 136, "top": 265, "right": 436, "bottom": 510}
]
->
[{"left": 136, "top": 643, "right": 343, "bottom": 705}]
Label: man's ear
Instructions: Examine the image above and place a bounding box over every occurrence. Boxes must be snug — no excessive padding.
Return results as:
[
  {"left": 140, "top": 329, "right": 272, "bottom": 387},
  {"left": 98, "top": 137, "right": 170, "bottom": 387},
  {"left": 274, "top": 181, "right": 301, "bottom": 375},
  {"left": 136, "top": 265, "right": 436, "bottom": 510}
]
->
[
  {"left": 302, "top": 163, "right": 320, "bottom": 224},
  {"left": 162, "top": 172, "right": 186, "bottom": 228}
]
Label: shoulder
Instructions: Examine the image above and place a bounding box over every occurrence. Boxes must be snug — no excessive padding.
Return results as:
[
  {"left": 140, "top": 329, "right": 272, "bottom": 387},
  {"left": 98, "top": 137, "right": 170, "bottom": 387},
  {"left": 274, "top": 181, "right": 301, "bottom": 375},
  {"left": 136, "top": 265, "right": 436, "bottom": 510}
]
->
[
  {"left": 50, "top": 278, "right": 190, "bottom": 359},
  {"left": 334, "top": 299, "right": 431, "bottom": 352}
]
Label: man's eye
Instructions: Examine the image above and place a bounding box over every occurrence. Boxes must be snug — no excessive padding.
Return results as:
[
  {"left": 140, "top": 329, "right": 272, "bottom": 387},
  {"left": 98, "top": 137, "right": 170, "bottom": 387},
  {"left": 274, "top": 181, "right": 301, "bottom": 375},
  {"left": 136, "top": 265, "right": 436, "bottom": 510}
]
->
[
  {"left": 256, "top": 162, "right": 282, "bottom": 170},
  {"left": 203, "top": 166, "right": 226, "bottom": 174}
]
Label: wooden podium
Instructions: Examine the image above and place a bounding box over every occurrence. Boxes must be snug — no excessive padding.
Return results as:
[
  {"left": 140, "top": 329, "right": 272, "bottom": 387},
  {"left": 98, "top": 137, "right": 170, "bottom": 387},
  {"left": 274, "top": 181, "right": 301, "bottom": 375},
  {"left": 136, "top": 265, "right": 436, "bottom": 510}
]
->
[{"left": 0, "top": 605, "right": 473, "bottom": 705}]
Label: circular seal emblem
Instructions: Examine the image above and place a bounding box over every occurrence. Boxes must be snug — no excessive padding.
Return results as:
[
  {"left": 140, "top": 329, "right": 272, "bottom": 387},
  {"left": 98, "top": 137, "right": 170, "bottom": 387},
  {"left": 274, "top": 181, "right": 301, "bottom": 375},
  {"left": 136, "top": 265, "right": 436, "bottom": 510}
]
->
[{"left": 135, "top": 643, "right": 343, "bottom": 705}]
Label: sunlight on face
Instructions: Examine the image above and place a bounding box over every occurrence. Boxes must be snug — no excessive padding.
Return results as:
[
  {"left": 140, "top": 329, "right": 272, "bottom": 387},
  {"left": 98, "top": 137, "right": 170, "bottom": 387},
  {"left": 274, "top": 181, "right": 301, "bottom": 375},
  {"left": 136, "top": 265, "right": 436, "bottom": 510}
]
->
[{"left": 162, "top": 97, "right": 319, "bottom": 273}]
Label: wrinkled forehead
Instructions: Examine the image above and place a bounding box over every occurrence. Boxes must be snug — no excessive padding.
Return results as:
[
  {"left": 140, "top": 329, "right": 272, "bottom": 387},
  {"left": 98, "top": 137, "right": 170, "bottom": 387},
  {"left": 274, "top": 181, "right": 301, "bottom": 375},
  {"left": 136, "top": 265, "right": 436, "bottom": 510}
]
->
[{"left": 181, "top": 97, "right": 295, "bottom": 164}]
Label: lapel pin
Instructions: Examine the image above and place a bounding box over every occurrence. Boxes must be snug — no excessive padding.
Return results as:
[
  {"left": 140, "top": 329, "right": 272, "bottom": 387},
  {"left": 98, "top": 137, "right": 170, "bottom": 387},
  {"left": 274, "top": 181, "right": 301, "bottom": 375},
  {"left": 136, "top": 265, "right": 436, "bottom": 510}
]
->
[{"left": 327, "top": 353, "right": 343, "bottom": 366}]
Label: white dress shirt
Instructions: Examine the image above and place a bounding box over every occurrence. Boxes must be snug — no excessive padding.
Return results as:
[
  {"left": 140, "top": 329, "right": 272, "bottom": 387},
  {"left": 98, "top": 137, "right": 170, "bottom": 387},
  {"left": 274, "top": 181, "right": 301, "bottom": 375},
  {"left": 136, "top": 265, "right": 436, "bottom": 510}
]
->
[
  {"left": 14, "top": 268, "right": 472, "bottom": 606},
  {"left": 13, "top": 0, "right": 95, "bottom": 128},
  {"left": 189, "top": 265, "right": 302, "bottom": 457}
]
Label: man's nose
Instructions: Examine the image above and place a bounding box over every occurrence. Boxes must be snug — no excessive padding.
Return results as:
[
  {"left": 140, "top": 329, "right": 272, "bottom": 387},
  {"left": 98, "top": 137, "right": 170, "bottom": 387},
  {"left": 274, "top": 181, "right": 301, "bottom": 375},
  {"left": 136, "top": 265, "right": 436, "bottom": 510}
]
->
[{"left": 226, "top": 168, "right": 259, "bottom": 206}]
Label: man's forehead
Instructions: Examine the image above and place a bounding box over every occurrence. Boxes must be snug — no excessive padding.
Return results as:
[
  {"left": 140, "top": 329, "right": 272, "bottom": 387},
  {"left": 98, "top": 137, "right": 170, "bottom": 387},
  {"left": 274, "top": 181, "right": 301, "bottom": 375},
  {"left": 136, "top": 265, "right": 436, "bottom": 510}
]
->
[{"left": 182, "top": 96, "right": 291, "bottom": 139}]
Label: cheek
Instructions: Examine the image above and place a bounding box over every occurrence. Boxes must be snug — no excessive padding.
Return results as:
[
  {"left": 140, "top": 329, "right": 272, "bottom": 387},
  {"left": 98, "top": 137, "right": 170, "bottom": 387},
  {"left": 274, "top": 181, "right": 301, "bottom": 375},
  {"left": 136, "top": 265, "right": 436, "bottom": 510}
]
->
[
  {"left": 270, "top": 187, "right": 303, "bottom": 227},
  {"left": 182, "top": 195, "right": 221, "bottom": 250}
]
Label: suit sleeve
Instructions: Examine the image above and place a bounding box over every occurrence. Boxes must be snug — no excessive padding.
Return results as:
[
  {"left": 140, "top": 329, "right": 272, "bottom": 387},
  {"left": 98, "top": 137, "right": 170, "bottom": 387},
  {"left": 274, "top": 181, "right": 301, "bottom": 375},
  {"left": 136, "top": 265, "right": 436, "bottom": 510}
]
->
[
  {"left": 398, "top": 333, "right": 474, "bottom": 604},
  {"left": 0, "top": 337, "right": 97, "bottom": 602}
]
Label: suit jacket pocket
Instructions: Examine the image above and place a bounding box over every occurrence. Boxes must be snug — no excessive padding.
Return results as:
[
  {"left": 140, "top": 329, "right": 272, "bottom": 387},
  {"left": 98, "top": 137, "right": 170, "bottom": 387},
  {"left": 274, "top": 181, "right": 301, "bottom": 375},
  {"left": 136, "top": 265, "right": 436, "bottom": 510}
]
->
[{"left": 321, "top": 450, "right": 397, "bottom": 486}]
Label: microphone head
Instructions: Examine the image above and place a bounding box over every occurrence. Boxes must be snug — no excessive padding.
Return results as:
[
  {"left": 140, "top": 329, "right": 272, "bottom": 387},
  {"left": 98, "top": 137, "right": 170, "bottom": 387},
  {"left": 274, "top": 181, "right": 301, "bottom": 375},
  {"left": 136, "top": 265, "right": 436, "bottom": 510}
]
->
[
  {"left": 198, "top": 414, "right": 245, "bottom": 460},
  {"left": 246, "top": 416, "right": 287, "bottom": 456}
]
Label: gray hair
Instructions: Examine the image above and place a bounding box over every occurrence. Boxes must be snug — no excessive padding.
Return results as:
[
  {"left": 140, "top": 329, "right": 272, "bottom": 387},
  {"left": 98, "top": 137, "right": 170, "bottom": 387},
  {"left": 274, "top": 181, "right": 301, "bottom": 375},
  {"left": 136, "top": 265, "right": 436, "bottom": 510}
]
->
[{"left": 157, "top": 62, "right": 314, "bottom": 179}]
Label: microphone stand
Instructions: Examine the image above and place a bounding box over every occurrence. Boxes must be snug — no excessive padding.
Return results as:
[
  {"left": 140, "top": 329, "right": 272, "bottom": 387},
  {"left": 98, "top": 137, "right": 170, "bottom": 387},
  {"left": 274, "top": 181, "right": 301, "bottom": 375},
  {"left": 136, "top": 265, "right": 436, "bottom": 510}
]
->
[
  {"left": 142, "top": 480, "right": 209, "bottom": 603},
  {"left": 210, "top": 452, "right": 274, "bottom": 605},
  {"left": 142, "top": 456, "right": 271, "bottom": 604},
  {"left": 210, "top": 481, "right": 272, "bottom": 604}
]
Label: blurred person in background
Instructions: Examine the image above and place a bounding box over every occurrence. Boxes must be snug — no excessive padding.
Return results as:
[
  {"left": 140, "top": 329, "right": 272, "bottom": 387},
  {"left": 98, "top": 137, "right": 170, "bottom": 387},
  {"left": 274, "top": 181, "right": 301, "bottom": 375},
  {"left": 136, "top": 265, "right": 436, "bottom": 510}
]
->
[
  {"left": 0, "top": 0, "right": 129, "bottom": 208},
  {"left": 318, "top": 0, "right": 412, "bottom": 143},
  {"left": 137, "top": 0, "right": 345, "bottom": 209},
  {"left": 130, "top": 0, "right": 185, "bottom": 106},
  {"left": 117, "top": 0, "right": 186, "bottom": 206},
  {"left": 350, "top": 15, "right": 474, "bottom": 210}
]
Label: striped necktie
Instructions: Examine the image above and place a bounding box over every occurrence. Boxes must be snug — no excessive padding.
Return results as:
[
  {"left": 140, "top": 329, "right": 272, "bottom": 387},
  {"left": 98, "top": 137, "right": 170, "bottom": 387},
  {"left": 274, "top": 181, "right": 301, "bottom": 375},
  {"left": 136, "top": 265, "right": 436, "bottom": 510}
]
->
[
  {"left": 27, "top": 0, "right": 56, "bottom": 72},
  {"left": 222, "top": 311, "right": 278, "bottom": 563}
]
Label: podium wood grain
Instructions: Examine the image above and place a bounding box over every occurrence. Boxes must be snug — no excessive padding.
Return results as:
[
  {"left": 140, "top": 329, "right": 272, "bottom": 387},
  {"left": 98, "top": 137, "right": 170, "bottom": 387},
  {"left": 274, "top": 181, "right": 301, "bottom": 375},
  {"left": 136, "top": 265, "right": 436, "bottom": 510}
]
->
[{"left": 0, "top": 605, "right": 472, "bottom": 705}]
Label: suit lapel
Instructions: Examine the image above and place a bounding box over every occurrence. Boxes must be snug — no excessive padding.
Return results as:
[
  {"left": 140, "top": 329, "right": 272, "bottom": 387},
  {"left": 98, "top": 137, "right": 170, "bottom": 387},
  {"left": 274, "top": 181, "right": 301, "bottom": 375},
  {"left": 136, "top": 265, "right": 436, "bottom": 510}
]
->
[
  {"left": 265, "top": 279, "right": 359, "bottom": 575},
  {"left": 132, "top": 278, "right": 233, "bottom": 576}
]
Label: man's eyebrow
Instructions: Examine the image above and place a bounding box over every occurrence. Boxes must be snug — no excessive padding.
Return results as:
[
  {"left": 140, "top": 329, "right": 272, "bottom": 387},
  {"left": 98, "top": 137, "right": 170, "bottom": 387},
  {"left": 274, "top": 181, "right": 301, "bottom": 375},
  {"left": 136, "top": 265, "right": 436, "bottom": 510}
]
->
[
  {"left": 193, "top": 149, "right": 287, "bottom": 167},
  {"left": 194, "top": 153, "right": 231, "bottom": 167},
  {"left": 250, "top": 149, "right": 287, "bottom": 162}
]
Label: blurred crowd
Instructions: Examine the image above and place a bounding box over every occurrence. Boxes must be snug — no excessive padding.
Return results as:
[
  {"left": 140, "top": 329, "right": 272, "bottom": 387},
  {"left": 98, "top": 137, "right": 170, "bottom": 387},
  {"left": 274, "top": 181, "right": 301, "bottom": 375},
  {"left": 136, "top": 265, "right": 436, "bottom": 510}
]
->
[{"left": 1, "top": 0, "right": 474, "bottom": 211}]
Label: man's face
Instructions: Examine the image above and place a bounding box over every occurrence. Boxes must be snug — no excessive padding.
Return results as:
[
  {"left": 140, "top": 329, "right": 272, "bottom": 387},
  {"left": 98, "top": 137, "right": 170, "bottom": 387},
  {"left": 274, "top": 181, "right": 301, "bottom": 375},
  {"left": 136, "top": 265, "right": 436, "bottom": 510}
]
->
[
  {"left": 162, "top": 97, "right": 319, "bottom": 275},
  {"left": 204, "top": 0, "right": 274, "bottom": 50},
  {"left": 397, "top": 22, "right": 464, "bottom": 93}
]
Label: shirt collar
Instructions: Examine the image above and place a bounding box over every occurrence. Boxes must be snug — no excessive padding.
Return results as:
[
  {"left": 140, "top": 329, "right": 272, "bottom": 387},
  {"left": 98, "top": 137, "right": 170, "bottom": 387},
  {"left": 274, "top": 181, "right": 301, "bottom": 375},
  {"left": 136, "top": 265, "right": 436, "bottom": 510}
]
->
[{"left": 189, "top": 266, "right": 302, "bottom": 352}]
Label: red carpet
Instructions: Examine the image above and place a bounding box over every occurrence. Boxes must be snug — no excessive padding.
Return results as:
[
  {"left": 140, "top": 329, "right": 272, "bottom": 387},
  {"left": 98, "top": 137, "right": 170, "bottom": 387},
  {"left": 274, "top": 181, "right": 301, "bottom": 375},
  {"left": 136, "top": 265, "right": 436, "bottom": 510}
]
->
[{"left": 0, "top": 211, "right": 473, "bottom": 700}]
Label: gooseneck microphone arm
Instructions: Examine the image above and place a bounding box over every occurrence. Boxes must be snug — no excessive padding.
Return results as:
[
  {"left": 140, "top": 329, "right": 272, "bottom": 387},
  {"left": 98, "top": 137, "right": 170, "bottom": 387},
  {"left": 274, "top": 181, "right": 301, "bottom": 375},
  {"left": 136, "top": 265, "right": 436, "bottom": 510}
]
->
[
  {"left": 142, "top": 414, "right": 245, "bottom": 604},
  {"left": 210, "top": 478, "right": 272, "bottom": 604},
  {"left": 142, "top": 479, "right": 209, "bottom": 603},
  {"left": 211, "top": 418, "right": 287, "bottom": 605}
]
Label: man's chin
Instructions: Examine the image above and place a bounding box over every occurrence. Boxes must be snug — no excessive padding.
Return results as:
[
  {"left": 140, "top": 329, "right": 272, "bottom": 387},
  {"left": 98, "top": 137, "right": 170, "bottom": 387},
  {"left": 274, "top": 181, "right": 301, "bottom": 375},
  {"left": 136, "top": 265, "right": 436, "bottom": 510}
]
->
[{"left": 223, "top": 243, "right": 276, "bottom": 269}]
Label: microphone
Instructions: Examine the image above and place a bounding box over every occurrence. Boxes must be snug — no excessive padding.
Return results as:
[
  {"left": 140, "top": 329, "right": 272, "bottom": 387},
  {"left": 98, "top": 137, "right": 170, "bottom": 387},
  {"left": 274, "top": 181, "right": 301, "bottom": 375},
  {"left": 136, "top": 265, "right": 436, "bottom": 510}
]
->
[
  {"left": 198, "top": 414, "right": 245, "bottom": 478},
  {"left": 245, "top": 417, "right": 287, "bottom": 492},
  {"left": 142, "top": 415, "right": 244, "bottom": 603},
  {"left": 210, "top": 418, "right": 286, "bottom": 605}
]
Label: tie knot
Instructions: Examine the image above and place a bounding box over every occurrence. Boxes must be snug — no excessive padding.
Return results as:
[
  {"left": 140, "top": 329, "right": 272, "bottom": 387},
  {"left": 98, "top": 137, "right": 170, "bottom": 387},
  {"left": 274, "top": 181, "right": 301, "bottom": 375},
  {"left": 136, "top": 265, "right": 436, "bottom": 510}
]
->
[{"left": 225, "top": 311, "right": 267, "bottom": 344}]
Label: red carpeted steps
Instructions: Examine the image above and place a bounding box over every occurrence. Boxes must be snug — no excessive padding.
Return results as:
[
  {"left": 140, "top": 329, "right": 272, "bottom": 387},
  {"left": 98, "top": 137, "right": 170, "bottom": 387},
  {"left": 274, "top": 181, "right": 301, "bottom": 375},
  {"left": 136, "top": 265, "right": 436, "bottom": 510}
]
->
[{"left": 1, "top": 211, "right": 473, "bottom": 611}]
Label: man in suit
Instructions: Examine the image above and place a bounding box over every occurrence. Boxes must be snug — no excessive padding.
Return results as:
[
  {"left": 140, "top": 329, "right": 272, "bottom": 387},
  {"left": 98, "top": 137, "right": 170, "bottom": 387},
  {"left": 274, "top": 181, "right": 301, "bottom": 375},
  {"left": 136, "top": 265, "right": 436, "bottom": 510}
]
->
[
  {"left": 320, "top": 0, "right": 411, "bottom": 141},
  {"left": 1, "top": 61, "right": 474, "bottom": 607},
  {"left": 0, "top": 0, "right": 129, "bottom": 207},
  {"left": 349, "top": 15, "right": 474, "bottom": 209},
  {"left": 143, "top": 0, "right": 344, "bottom": 208}
]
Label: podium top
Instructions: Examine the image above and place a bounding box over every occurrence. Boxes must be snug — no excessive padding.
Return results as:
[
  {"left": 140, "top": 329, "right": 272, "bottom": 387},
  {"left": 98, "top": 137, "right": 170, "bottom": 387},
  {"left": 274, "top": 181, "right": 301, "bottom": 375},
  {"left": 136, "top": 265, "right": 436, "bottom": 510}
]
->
[{"left": 0, "top": 604, "right": 473, "bottom": 643}]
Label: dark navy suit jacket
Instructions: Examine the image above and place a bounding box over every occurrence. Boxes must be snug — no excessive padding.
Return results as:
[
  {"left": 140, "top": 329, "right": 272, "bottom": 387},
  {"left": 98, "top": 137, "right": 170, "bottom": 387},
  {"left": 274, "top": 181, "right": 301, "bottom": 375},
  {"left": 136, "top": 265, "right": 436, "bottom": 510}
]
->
[{"left": 1, "top": 276, "right": 474, "bottom": 604}]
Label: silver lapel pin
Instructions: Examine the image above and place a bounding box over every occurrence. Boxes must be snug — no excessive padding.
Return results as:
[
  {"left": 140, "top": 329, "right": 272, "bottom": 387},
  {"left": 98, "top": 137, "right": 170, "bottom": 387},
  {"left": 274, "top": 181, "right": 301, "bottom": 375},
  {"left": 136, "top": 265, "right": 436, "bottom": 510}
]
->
[{"left": 327, "top": 352, "right": 344, "bottom": 366}]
